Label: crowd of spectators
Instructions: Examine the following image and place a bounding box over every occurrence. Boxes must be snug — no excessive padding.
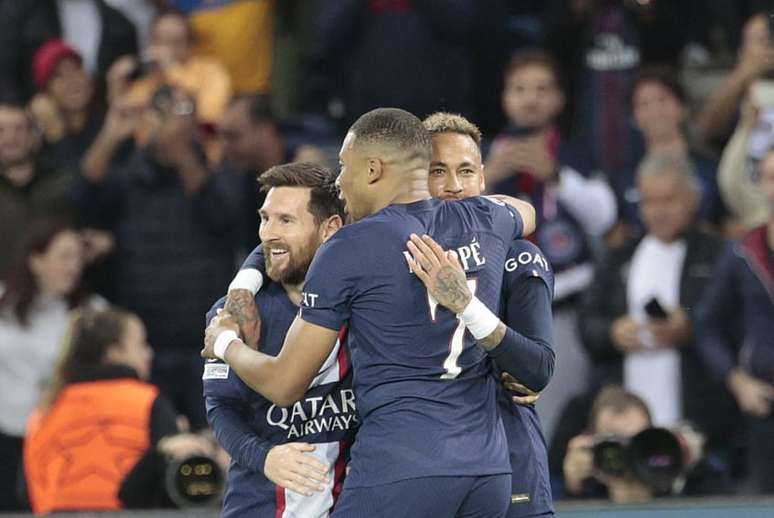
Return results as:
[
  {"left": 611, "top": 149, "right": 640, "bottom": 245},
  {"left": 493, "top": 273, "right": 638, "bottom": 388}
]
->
[{"left": 0, "top": 0, "right": 773, "bottom": 513}]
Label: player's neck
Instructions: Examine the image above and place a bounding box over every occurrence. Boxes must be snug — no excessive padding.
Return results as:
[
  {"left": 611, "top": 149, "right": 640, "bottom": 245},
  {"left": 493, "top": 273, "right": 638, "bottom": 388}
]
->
[
  {"left": 383, "top": 173, "right": 432, "bottom": 207},
  {"left": 282, "top": 282, "right": 304, "bottom": 305}
]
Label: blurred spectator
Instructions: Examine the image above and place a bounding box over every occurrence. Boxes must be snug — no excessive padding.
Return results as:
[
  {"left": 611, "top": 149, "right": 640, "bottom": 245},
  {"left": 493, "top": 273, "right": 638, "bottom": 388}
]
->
[
  {"left": 696, "top": 148, "right": 774, "bottom": 494},
  {"left": 28, "top": 40, "right": 105, "bottom": 166},
  {"left": 74, "top": 85, "right": 243, "bottom": 430},
  {"left": 715, "top": 71, "right": 774, "bottom": 230},
  {"left": 0, "top": 0, "right": 137, "bottom": 102},
  {"left": 315, "top": 0, "right": 478, "bottom": 125},
  {"left": 220, "top": 95, "right": 284, "bottom": 252},
  {"left": 121, "top": 9, "right": 232, "bottom": 130},
  {"left": 579, "top": 154, "right": 737, "bottom": 453},
  {"left": 165, "top": 0, "right": 274, "bottom": 95},
  {"left": 485, "top": 50, "right": 617, "bottom": 441},
  {"left": 561, "top": 385, "right": 726, "bottom": 503},
  {"left": 104, "top": 0, "right": 162, "bottom": 49},
  {"left": 23, "top": 308, "right": 214, "bottom": 514},
  {"left": 608, "top": 68, "right": 726, "bottom": 246},
  {"left": 0, "top": 221, "right": 100, "bottom": 511},
  {"left": 698, "top": 12, "right": 774, "bottom": 151},
  {"left": 0, "top": 101, "right": 80, "bottom": 275},
  {"left": 543, "top": 0, "right": 685, "bottom": 171}
]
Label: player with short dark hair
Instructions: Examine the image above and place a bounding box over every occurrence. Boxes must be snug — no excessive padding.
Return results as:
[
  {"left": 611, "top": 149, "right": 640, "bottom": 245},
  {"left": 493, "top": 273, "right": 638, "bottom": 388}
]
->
[
  {"left": 203, "top": 107, "right": 536, "bottom": 516},
  {"left": 203, "top": 162, "right": 355, "bottom": 517}
]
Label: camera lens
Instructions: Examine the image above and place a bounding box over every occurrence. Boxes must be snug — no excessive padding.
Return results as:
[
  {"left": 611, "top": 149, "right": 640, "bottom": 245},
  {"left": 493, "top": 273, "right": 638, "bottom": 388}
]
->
[
  {"left": 165, "top": 454, "right": 224, "bottom": 508},
  {"left": 592, "top": 437, "right": 629, "bottom": 477}
]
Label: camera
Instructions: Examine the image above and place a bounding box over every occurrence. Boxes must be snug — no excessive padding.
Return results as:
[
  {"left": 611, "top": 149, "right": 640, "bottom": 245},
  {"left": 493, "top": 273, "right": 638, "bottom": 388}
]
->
[
  {"left": 593, "top": 427, "right": 694, "bottom": 495},
  {"left": 164, "top": 454, "right": 225, "bottom": 508}
]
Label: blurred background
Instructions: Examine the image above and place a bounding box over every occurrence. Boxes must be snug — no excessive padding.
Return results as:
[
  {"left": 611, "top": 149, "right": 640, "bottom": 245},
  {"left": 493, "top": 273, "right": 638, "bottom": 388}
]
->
[{"left": 1, "top": 0, "right": 774, "bottom": 515}]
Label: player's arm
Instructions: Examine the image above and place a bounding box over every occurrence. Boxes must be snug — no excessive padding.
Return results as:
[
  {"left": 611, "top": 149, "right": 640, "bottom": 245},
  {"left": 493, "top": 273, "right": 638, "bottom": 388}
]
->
[
  {"left": 203, "top": 299, "right": 330, "bottom": 494},
  {"left": 225, "top": 245, "right": 266, "bottom": 347},
  {"left": 203, "top": 315, "right": 339, "bottom": 407},
  {"left": 483, "top": 194, "right": 536, "bottom": 237},
  {"left": 406, "top": 234, "right": 553, "bottom": 391},
  {"left": 492, "top": 270, "right": 555, "bottom": 392}
]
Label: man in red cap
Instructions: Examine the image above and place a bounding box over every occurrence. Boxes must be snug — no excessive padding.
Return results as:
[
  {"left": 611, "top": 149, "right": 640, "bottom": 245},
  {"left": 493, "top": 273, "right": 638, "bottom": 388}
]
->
[{"left": 28, "top": 39, "right": 99, "bottom": 166}]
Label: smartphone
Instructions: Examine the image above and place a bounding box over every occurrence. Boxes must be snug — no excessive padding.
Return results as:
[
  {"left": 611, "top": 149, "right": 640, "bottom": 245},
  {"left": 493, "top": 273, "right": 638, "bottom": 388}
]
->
[{"left": 644, "top": 297, "right": 669, "bottom": 320}]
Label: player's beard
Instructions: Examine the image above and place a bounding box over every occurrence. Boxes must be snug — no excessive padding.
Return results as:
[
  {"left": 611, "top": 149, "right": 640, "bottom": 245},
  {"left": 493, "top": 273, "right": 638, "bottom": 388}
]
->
[{"left": 265, "top": 236, "right": 321, "bottom": 286}]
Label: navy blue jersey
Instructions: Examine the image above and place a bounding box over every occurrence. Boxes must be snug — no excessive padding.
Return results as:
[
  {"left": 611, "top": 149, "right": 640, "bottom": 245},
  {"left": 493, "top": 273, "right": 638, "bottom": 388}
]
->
[
  {"left": 299, "top": 197, "right": 523, "bottom": 488},
  {"left": 203, "top": 281, "right": 357, "bottom": 517},
  {"left": 498, "top": 240, "right": 555, "bottom": 517}
]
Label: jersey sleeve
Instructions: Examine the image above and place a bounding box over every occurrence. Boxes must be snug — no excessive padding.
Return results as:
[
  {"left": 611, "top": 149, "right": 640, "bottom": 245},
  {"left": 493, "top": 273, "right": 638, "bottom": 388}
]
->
[
  {"left": 240, "top": 244, "right": 266, "bottom": 273},
  {"left": 297, "top": 233, "right": 357, "bottom": 331},
  {"left": 503, "top": 240, "right": 554, "bottom": 299},
  {"left": 480, "top": 197, "right": 524, "bottom": 241}
]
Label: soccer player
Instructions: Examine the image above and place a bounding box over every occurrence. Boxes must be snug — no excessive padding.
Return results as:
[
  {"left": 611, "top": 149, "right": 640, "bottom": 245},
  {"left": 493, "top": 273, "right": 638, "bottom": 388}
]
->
[
  {"left": 420, "top": 112, "right": 555, "bottom": 517},
  {"left": 203, "top": 108, "right": 535, "bottom": 516},
  {"left": 203, "top": 163, "right": 357, "bottom": 517}
]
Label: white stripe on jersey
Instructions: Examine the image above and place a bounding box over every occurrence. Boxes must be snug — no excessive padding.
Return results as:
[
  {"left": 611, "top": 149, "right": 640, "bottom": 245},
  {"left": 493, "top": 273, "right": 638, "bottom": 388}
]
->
[
  {"left": 310, "top": 338, "right": 342, "bottom": 387},
  {"left": 281, "top": 441, "right": 341, "bottom": 518}
]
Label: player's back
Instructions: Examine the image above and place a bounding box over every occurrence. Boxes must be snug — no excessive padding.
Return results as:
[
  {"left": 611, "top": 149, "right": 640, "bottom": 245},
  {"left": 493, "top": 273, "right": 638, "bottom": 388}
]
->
[{"left": 300, "top": 197, "right": 523, "bottom": 488}]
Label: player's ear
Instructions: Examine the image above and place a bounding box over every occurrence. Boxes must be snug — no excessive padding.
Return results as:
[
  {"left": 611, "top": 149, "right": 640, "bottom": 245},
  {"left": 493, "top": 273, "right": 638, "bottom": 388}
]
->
[
  {"left": 320, "top": 214, "right": 344, "bottom": 243},
  {"left": 479, "top": 165, "right": 486, "bottom": 194},
  {"left": 366, "top": 158, "right": 383, "bottom": 184}
]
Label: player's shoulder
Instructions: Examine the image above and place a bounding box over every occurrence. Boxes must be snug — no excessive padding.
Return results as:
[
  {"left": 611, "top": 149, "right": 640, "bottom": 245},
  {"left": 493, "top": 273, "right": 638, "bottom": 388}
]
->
[{"left": 504, "top": 240, "right": 554, "bottom": 293}]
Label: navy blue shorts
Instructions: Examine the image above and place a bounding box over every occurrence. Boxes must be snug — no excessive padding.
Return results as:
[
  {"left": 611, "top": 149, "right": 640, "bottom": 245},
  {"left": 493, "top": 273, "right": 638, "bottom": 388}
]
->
[{"left": 332, "top": 474, "right": 512, "bottom": 518}]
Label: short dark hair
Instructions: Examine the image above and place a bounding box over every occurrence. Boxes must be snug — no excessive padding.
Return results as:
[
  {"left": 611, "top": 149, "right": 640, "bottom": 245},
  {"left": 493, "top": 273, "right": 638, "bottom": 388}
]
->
[
  {"left": 348, "top": 107, "right": 432, "bottom": 164},
  {"left": 258, "top": 162, "right": 345, "bottom": 224},
  {"left": 630, "top": 67, "right": 687, "bottom": 108},
  {"left": 588, "top": 385, "right": 652, "bottom": 433},
  {"left": 230, "top": 95, "right": 276, "bottom": 126},
  {"left": 423, "top": 112, "right": 482, "bottom": 148},
  {"left": 504, "top": 49, "right": 562, "bottom": 90}
]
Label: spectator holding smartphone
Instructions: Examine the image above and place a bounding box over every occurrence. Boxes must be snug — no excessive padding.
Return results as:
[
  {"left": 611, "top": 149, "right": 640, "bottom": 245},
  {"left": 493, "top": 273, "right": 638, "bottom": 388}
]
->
[
  {"left": 484, "top": 49, "right": 617, "bottom": 441},
  {"left": 578, "top": 153, "right": 737, "bottom": 459},
  {"left": 698, "top": 11, "right": 774, "bottom": 151}
]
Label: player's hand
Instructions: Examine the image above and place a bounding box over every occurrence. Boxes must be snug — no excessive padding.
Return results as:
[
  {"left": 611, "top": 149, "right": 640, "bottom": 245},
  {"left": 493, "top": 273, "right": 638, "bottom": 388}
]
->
[
  {"left": 225, "top": 289, "right": 262, "bottom": 349},
  {"left": 563, "top": 434, "right": 594, "bottom": 495},
  {"left": 501, "top": 373, "right": 540, "bottom": 405},
  {"left": 264, "top": 443, "right": 330, "bottom": 496},
  {"left": 405, "top": 233, "right": 472, "bottom": 314},
  {"left": 727, "top": 368, "right": 774, "bottom": 418},
  {"left": 202, "top": 310, "right": 240, "bottom": 359}
]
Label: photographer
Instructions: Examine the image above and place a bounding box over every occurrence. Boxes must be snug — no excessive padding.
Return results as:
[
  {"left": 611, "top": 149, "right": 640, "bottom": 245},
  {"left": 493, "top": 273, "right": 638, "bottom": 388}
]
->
[
  {"left": 23, "top": 309, "right": 221, "bottom": 514},
  {"left": 562, "top": 386, "right": 725, "bottom": 503}
]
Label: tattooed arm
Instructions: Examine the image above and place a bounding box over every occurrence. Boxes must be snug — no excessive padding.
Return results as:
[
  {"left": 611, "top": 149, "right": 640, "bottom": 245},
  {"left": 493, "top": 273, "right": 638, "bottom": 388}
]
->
[
  {"left": 224, "top": 245, "right": 266, "bottom": 348},
  {"left": 224, "top": 289, "right": 261, "bottom": 348},
  {"left": 405, "top": 235, "right": 555, "bottom": 394},
  {"left": 405, "top": 234, "right": 506, "bottom": 351}
]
